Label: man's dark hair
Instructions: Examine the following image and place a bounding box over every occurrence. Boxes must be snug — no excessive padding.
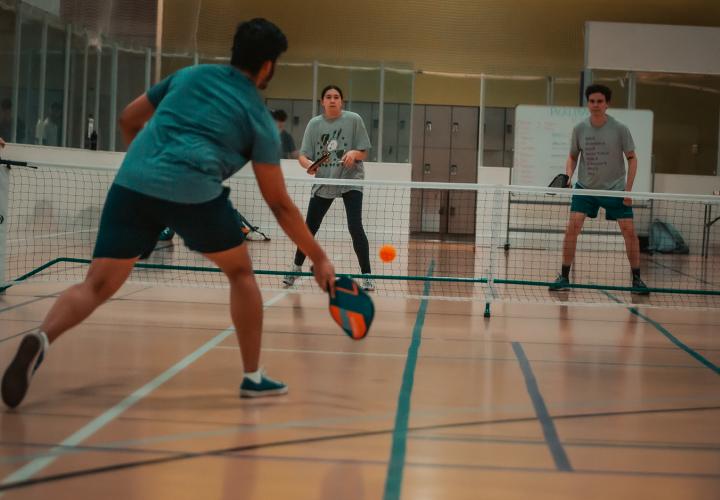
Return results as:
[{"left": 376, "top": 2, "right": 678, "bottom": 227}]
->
[
  {"left": 231, "top": 18, "right": 288, "bottom": 73},
  {"left": 271, "top": 109, "right": 287, "bottom": 121},
  {"left": 321, "top": 85, "right": 344, "bottom": 100},
  {"left": 585, "top": 84, "right": 612, "bottom": 102},
  {"left": 1, "top": 98, "right": 11, "bottom": 111}
]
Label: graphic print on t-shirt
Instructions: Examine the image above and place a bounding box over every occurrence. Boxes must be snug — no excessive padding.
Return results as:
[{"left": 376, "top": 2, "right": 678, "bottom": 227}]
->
[
  {"left": 319, "top": 128, "right": 347, "bottom": 165},
  {"left": 580, "top": 134, "right": 610, "bottom": 179}
]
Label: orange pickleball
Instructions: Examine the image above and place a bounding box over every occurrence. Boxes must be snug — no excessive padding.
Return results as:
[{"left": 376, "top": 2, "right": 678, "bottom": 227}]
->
[{"left": 379, "top": 244, "right": 397, "bottom": 263}]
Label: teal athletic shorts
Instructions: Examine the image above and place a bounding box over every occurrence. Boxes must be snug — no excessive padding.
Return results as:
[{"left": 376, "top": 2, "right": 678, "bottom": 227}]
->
[
  {"left": 569, "top": 183, "right": 633, "bottom": 221},
  {"left": 93, "top": 184, "right": 246, "bottom": 258}
]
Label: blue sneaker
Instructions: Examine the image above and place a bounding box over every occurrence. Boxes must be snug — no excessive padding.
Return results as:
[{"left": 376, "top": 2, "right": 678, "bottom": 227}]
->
[
  {"left": 2, "top": 331, "right": 47, "bottom": 409},
  {"left": 240, "top": 369, "right": 288, "bottom": 398},
  {"left": 548, "top": 275, "right": 571, "bottom": 291},
  {"left": 158, "top": 227, "right": 175, "bottom": 241}
]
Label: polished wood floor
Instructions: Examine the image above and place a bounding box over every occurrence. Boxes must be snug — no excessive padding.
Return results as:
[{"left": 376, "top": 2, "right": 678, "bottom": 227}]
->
[{"left": 0, "top": 279, "right": 719, "bottom": 499}]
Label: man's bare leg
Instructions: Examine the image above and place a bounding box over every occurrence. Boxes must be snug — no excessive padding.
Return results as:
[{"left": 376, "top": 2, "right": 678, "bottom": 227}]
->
[
  {"left": 203, "top": 244, "right": 262, "bottom": 372},
  {"left": 42, "top": 257, "right": 138, "bottom": 342}
]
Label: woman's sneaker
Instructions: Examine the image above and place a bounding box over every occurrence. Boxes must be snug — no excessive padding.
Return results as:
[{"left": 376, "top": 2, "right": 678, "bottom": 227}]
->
[
  {"left": 282, "top": 264, "right": 302, "bottom": 287},
  {"left": 361, "top": 276, "right": 376, "bottom": 292},
  {"left": 2, "top": 331, "right": 47, "bottom": 409},
  {"left": 240, "top": 369, "right": 288, "bottom": 398}
]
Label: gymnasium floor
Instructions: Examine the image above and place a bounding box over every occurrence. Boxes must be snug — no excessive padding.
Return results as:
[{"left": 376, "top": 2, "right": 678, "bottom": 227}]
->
[{"left": 0, "top": 269, "right": 718, "bottom": 499}]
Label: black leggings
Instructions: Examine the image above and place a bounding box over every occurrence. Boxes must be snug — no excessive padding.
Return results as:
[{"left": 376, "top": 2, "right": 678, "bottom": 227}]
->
[{"left": 294, "top": 190, "right": 371, "bottom": 274}]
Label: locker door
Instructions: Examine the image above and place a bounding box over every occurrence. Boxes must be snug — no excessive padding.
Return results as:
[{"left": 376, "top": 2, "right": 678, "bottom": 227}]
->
[
  {"left": 348, "top": 102, "right": 374, "bottom": 159},
  {"left": 412, "top": 104, "right": 425, "bottom": 150},
  {"left": 290, "top": 100, "right": 313, "bottom": 152},
  {"left": 424, "top": 105, "right": 451, "bottom": 149},
  {"left": 411, "top": 104, "right": 425, "bottom": 162},
  {"left": 447, "top": 190, "right": 477, "bottom": 235},
  {"left": 382, "top": 103, "right": 398, "bottom": 163},
  {"left": 450, "top": 106, "right": 479, "bottom": 150},
  {"left": 410, "top": 189, "right": 423, "bottom": 233},
  {"left": 422, "top": 148, "right": 450, "bottom": 182},
  {"left": 421, "top": 190, "right": 447, "bottom": 233},
  {"left": 449, "top": 148, "right": 477, "bottom": 183},
  {"left": 411, "top": 146, "right": 424, "bottom": 182},
  {"left": 397, "top": 104, "right": 412, "bottom": 163},
  {"left": 370, "top": 103, "right": 380, "bottom": 161},
  {"left": 448, "top": 149, "right": 478, "bottom": 235},
  {"left": 421, "top": 147, "right": 450, "bottom": 235}
]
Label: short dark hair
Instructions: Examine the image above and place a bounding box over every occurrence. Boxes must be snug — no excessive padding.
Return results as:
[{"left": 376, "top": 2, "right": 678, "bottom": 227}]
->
[
  {"left": 585, "top": 84, "right": 612, "bottom": 102},
  {"left": 321, "top": 85, "right": 344, "bottom": 100},
  {"left": 230, "top": 18, "right": 288, "bottom": 74},
  {"left": 1, "top": 98, "right": 11, "bottom": 110},
  {"left": 271, "top": 109, "right": 287, "bottom": 121}
]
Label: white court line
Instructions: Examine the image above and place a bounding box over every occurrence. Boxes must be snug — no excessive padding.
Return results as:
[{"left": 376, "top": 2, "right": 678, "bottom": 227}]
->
[
  {"left": 8, "top": 228, "right": 97, "bottom": 245},
  {"left": 0, "top": 291, "right": 288, "bottom": 489}
]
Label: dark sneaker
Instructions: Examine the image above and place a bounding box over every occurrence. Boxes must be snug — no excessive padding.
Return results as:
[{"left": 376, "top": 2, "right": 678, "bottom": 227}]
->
[
  {"left": 240, "top": 369, "right": 288, "bottom": 398},
  {"left": 548, "top": 275, "right": 571, "bottom": 291},
  {"left": 2, "top": 332, "right": 46, "bottom": 409},
  {"left": 632, "top": 276, "right": 650, "bottom": 295}
]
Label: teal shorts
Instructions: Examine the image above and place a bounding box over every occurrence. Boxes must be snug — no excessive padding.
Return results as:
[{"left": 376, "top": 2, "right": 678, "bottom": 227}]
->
[
  {"left": 569, "top": 184, "right": 633, "bottom": 220},
  {"left": 93, "top": 184, "right": 246, "bottom": 258}
]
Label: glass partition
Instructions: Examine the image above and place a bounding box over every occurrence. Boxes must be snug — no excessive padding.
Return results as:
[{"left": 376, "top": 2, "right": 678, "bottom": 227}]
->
[
  {"left": 265, "top": 63, "right": 314, "bottom": 158},
  {"left": 484, "top": 77, "right": 546, "bottom": 168},
  {"left": 66, "top": 30, "right": 87, "bottom": 148},
  {"left": 97, "top": 44, "right": 112, "bottom": 150},
  {"left": 15, "top": 3, "right": 716, "bottom": 179},
  {"left": 638, "top": 73, "right": 720, "bottom": 176},
  {"left": 384, "top": 67, "right": 413, "bottom": 163},
  {"left": 553, "top": 77, "right": 581, "bottom": 106},
  {"left": 114, "top": 48, "right": 148, "bottom": 151},
  {"left": 0, "top": 7, "right": 18, "bottom": 142},
  {"left": 42, "top": 20, "right": 66, "bottom": 146},
  {"left": 17, "top": 5, "right": 43, "bottom": 145}
]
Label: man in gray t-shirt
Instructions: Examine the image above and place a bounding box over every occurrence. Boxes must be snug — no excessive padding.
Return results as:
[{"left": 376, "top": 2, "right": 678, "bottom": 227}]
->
[{"left": 550, "top": 84, "right": 649, "bottom": 294}]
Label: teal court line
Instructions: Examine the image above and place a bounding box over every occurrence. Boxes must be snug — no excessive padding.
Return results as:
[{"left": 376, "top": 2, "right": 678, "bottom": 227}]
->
[
  {"left": 383, "top": 261, "right": 434, "bottom": 500},
  {"left": 602, "top": 291, "right": 719, "bottom": 375}
]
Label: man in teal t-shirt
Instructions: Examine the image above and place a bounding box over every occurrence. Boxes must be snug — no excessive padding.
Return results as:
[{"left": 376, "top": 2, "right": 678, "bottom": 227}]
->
[{"left": 2, "top": 19, "right": 337, "bottom": 409}]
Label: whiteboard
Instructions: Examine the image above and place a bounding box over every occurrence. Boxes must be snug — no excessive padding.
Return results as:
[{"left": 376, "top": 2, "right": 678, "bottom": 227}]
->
[{"left": 512, "top": 106, "right": 654, "bottom": 193}]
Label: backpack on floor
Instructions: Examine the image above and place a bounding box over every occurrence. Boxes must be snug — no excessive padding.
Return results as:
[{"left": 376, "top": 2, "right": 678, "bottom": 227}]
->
[{"left": 648, "top": 219, "right": 690, "bottom": 254}]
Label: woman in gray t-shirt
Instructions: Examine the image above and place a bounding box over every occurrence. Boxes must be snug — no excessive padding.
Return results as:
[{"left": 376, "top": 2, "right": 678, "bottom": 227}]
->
[{"left": 283, "top": 85, "right": 375, "bottom": 291}]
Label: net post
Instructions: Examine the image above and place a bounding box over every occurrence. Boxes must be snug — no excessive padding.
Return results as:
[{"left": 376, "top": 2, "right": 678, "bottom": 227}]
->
[
  {"left": 0, "top": 164, "right": 8, "bottom": 293},
  {"left": 483, "top": 186, "right": 502, "bottom": 317}
]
